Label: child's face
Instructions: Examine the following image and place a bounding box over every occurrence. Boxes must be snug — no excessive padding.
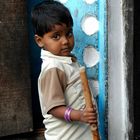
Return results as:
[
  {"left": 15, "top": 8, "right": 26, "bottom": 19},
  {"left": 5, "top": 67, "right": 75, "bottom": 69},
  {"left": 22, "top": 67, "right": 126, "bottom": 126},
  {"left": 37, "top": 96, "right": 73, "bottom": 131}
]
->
[{"left": 35, "top": 24, "right": 74, "bottom": 56}]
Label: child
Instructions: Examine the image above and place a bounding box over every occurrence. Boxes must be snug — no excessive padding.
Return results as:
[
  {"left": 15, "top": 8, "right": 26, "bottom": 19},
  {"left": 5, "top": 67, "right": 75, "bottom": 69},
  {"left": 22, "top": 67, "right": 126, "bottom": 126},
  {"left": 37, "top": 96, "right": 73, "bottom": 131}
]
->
[{"left": 31, "top": 0, "right": 97, "bottom": 139}]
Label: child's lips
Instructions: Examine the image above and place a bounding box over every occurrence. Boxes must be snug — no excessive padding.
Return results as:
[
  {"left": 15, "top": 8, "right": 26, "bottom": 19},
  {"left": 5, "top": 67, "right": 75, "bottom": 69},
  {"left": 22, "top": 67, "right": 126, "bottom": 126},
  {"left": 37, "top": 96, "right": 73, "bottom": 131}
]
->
[{"left": 61, "top": 48, "right": 70, "bottom": 53}]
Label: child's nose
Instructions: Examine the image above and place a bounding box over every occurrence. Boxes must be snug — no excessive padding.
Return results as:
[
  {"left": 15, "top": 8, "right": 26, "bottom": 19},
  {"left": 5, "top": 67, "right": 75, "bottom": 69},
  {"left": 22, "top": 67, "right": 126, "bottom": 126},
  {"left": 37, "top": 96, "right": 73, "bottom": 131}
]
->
[{"left": 62, "top": 36, "right": 68, "bottom": 44}]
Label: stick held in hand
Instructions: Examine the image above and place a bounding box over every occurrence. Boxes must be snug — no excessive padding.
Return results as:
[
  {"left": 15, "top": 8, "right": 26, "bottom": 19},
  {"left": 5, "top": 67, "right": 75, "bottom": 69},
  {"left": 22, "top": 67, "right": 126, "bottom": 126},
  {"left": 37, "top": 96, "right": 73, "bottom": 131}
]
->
[{"left": 80, "top": 66, "right": 100, "bottom": 140}]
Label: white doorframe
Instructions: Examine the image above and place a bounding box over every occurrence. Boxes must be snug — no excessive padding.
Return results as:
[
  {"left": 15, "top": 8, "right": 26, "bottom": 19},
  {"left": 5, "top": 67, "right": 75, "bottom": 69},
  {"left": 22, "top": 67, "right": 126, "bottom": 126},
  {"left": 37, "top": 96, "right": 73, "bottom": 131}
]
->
[{"left": 107, "top": 0, "right": 133, "bottom": 139}]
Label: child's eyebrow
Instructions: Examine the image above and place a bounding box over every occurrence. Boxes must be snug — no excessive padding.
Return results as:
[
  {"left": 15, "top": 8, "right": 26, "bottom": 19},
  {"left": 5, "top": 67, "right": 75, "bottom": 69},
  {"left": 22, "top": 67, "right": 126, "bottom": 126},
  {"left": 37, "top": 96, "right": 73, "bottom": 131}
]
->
[
  {"left": 66, "top": 27, "right": 73, "bottom": 32},
  {"left": 51, "top": 30, "right": 61, "bottom": 34},
  {"left": 49, "top": 25, "right": 73, "bottom": 35}
]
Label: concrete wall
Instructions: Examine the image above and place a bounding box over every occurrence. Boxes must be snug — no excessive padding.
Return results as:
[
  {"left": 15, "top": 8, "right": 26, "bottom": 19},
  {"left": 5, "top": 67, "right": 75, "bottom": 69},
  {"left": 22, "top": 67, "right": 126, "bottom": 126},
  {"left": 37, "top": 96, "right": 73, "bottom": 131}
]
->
[{"left": 108, "top": 0, "right": 133, "bottom": 139}]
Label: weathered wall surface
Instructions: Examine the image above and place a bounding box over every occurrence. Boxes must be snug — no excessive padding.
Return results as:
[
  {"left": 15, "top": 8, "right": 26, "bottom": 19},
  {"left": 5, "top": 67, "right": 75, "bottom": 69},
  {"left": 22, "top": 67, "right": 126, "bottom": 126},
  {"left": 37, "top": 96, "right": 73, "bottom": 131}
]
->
[
  {"left": 134, "top": 0, "right": 140, "bottom": 139},
  {"left": 0, "top": 0, "right": 33, "bottom": 137},
  {"left": 108, "top": 0, "right": 133, "bottom": 139}
]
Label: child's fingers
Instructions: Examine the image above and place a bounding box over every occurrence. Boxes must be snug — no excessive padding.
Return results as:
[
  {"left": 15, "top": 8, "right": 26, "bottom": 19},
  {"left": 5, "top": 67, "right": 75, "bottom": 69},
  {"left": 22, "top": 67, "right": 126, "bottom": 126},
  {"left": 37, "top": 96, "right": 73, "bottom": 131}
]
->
[
  {"left": 88, "top": 120, "right": 97, "bottom": 124},
  {"left": 85, "top": 107, "right": 98, "bottom": 122},
  {"left": 86, "top": 107, "right": 97, "bottom": 114},
  {"left": 86, "top": 107, "right": 94, "bottom": 111},
  {"left": 81, "top": 106, "right": 98, "bottom": 124},
  {"left": 86, "top": 104, "right": 97, "bottom": 110},
  {"left": 86, "top": 116, "right": 97, "bottom": 124}
]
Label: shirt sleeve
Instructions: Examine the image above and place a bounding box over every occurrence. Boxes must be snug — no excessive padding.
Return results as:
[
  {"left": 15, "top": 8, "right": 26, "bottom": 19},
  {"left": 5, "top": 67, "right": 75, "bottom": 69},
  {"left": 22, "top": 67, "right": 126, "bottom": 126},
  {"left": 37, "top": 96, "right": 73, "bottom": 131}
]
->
[{"left": 39, "top": 67, "right": 67, "bottom": 114}]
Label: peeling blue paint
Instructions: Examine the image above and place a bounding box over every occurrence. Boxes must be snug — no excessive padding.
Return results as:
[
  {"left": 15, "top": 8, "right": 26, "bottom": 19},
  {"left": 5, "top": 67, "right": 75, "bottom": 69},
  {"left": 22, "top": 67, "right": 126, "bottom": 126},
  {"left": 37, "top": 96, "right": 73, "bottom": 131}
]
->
[
  {"left": 98, "top": 0, "right": 107, "bottom": 139},
  {"left": 64, "top": 0, "right": 99, "bottom": 79}
]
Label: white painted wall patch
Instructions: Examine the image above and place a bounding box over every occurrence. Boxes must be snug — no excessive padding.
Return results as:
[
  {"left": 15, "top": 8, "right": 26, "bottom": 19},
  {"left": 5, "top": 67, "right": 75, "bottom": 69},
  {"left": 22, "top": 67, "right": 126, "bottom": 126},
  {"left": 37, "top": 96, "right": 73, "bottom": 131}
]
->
[
  {"left": 83, "top": 46, "right": 99, "bottom": 67},
  {"left": 81, "top": 15, "right": 99, "bottom": 35}
]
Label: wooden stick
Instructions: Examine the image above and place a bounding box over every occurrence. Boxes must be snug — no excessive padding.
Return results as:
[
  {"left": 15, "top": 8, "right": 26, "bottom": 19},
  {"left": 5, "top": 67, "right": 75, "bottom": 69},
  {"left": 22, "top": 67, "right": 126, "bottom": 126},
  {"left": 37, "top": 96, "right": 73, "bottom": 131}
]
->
[{"left": 80, "top": 66, "right": 100, "bottom": 140}]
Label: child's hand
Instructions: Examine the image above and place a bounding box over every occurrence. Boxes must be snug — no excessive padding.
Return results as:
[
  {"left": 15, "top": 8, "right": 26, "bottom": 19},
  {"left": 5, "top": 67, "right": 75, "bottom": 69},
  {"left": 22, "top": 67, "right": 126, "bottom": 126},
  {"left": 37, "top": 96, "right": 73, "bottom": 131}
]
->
[{"left": 80, "top": 105, "right": 97, "bottom": 125}]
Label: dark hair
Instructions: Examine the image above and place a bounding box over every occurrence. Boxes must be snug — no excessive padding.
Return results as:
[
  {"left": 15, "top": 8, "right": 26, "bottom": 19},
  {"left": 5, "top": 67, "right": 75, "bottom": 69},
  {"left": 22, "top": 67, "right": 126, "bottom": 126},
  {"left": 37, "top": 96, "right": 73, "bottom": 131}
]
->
[{"left": 31, "top": 0, "right": 73, "bottom": 37}]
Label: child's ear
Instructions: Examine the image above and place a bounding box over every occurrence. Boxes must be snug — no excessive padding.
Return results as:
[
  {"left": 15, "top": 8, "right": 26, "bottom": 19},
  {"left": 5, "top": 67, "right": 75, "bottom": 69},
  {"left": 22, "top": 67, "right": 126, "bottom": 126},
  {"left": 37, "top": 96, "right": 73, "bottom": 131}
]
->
[{"left": 34, "top": 34, "right": 44, "bottom": 48}]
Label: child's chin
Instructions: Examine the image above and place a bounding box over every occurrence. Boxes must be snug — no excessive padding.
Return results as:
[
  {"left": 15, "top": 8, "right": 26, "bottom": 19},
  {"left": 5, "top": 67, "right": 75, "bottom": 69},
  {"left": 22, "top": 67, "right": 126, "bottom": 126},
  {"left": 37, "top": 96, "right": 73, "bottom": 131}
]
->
[{"left": 61, "top": 51, "right": 71, "bottom": 56}]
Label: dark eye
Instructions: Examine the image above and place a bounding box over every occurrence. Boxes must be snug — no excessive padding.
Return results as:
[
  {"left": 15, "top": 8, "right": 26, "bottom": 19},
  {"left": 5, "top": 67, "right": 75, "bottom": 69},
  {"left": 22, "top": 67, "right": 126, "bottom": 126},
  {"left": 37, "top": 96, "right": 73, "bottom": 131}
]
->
[
  {"left": 66, "top": 29, "right": 73, "bottom": 37},
  {"left": 52, "top": 33, "right": 60, "bottom": 40}
]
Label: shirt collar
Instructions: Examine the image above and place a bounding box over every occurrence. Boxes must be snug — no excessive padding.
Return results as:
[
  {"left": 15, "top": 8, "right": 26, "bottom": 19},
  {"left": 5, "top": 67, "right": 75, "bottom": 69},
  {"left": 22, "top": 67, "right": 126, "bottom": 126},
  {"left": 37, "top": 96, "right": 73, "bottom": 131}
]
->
[{"left": 41, "top": 49, "right": 76, "bottom": 64}]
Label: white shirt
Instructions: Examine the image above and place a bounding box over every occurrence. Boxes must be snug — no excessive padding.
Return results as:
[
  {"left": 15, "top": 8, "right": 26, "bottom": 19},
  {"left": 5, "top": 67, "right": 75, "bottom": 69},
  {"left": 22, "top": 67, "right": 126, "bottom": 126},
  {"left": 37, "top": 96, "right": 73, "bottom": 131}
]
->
[{"left": 38, "top": 49, "right": 93, "bottom": 140}]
